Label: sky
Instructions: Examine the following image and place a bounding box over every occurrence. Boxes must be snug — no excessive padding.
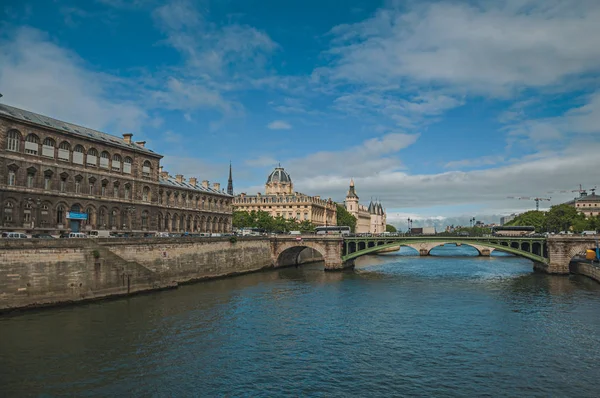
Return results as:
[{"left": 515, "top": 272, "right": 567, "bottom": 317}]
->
[{"left": 2, "top": 0, "right": 600, "bottom": 229}]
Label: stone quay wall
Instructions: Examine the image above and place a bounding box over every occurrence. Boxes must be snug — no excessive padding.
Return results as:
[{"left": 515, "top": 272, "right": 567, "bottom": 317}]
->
[
  {"left": 572, "top": 262, "right": 600, "bottom": 284},
  {"left": 0, "top": 237, "right": 273, "bottom": 313}
]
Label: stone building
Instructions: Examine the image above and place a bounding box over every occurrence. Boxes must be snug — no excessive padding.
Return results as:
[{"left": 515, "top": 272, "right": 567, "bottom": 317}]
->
[
  {"left": 564, "top": 190, "right": 600, "bottom": 218},
  {"left": 0, "top": 103, "right": 233, "bottom": 234},
  {"left": 233, "top": 166, "right": 337, "bottom": 226},
  {"left": 343, "top": 179, "right": 387, "bottom": 234}
]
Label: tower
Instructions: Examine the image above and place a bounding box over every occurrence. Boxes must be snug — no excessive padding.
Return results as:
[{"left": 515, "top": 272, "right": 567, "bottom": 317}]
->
[
  {"left": 345, "top": 179, "right": 359, "bottom": 216},
  {"left": 227, "top": 162, "right": 234, "bottom": 195}
]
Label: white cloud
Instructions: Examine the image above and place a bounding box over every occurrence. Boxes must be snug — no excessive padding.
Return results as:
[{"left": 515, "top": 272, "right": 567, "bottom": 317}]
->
[
  {"left": 323, "top": 1, "right": 600, "bottom": 96},
  {"left": 0, "top": 27, "right": 148, "bottom": 132},
  {"left": 445, "top": 155, "right": 505, "bottom": 170},
  {"left": 267, "top": 120, "right": 292, "bottom": 130},
  {"left": 245, "top": 156, "right": 278, "bottom": 167}
]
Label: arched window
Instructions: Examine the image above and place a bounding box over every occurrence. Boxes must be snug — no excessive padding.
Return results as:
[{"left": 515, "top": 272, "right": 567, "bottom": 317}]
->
[
  {"left": 98, "top": 208, "right": 106, "bottom": 226},
  {"left": 142, "top": 186, "right": 150, "bottom": 202},
  {"left": 112, "top": 154, "right": 122, "bottom": 171},
  {"left": 56, "top": 205, "right": 65, "bottom": 224},
  {"left": 141, "top": 211, "right": 149, "bottom": 229},
  {"left": 6, "top": 130, "right": 20, "bottom": 152},
  {"left": 25, "top": 134, "right": 40, "bottom": 155},
  {"left": 73, "top": 145, "right": 85, "bottom": 164},
  {"left": 42, "top": 137, "right": 55, "bottom": 158},
  {"left": 87, "top": 148, "right": 98, "bottom": 166},
  {"left": 58, "top": 141, "right": 70, "bottom": 161},
  {"left": 85, "top": 207, "right": 94, "bottom": 227},
  {"left": 158, "top": 190, "right": 163, "bottom": 204},
  {"left": 100, "top": 151, "right": 110, "bottom": 169},
  {"left": 123, "top": 157, "right": 133, "bottom": 174},
  {"left": 142, "top": 160, "right": 152, "bottom": 177},
  {"left": 26, "top": 168, "right": 36, "bottom": 188}
]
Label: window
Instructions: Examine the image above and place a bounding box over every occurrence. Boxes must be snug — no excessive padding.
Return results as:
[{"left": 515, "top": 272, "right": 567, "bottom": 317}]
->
[
  {"left": 123, "top": 157, "right": 132, "bottom": 174},
  {"left": 27, "top": 172, "right": 35, "bottom": 188},
  {"left": 124, "top": 184, "right": 131, "bottom": 199},
  {"left": 141, "top": 211, "right": 149, "bottom": 229},
  {"left": 60, "top": 177, "right": 67, "bottom": 192},
  {"left": 112, "top": 154, "right": 122, "bottom": 171},
  {"left": 113, "top": 183, "right": 119, "bottom": 198},
  {"left": 100, "top": 151, "right": 110, "bottom": 169},
  {"left": 4, "top": 202, "right": 14, "bottom": 222},
  {"left": 98, "top": 209, "right": 106, "bottom": 226},
  {"left": 44, "top": 175, "right": 51, "bottom": 190},
  {"left": 75, "top": 177, "right": 82, "bottom": 194},
  {"left": 142, "top": 160, "right": 151, "bottom": 177},
  {"left": 25, "top": 134, "right": 39, "bottom": 155},
  {"left": 86, "top": 208, "right": 93, "bottom": 225},
  {"left": 101, "top": 183, "right": 107, "bottom": 196},
  {"left": 304, "top": 213, "right": 308, "bottom": 220},
  {"left": 56, "top": 206, "right": 65, "bottom": 224},
  {"left": 87, "top": 148, "right": 98, "bottom": 166},
  {"left": 158, "top": 191, "right": 163, "bottom": 204},
  {"left": 73, "top": 145, "right": 84, "bottom": 164},
  {"left": 109, "top": 210, "right": 117, "bottom": 228},
  {"left": 296, "top": 212, "right": 300, "bottom": 219},
  {"left": 89, "top": 178, "right": 96, "bottom": 195},
  {"left": 58, "top": 141, "right": 70, "bottom": 161},
  {"left": 42, "top": 138, "right": 55, "bottom": 158},
  {"left": 7, "top": 170, "right": 16, "bottom": 186},
  {"left": 142, "top": 186, "right": 150, "bottom": 202},
  {"left": 6, "top": 130, "right": 20, "bottom": 152}
]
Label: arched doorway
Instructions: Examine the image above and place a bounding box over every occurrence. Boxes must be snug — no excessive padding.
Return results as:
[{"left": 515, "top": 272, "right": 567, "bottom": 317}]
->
[{"left": 68, "top": 204, "right": 86, "bottom": 232}]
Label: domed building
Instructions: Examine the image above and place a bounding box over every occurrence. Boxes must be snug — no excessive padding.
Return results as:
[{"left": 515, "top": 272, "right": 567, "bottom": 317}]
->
[
  {"left": 344, "top": 179, "right": 386, "bottom": 234},
  {"left": 233, "top": 166, "right": 337, "bottom": 226}
]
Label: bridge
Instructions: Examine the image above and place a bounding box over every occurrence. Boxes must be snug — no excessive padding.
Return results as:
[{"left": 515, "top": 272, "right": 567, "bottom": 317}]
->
[{"left": 270, "top": 235, "right": 598, "bottom": 274}]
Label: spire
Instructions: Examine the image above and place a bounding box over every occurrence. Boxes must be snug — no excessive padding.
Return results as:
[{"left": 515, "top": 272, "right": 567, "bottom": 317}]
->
[
  {"left": 227, "top": 161, "right": 234, "bottom": 195},
  {"left": 347, "top": 178, "right": 358, "bottom": 199}
]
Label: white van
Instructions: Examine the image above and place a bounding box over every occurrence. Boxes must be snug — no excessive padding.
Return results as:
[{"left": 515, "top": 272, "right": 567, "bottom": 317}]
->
[
  {"left": 68, "top": 233, "right": 88, "bottom": 238},
  {"left": 289, "top": 231, "right": 301, "bottom": 235},
  {"left": 582, "top": 231, "right": 597, "bottom": 236},
  {"left": 1, "top": 232, "right": 28, "bottom": 239},
  {"left": 89, "top": 230, "right": 113, "bottom": 238}
]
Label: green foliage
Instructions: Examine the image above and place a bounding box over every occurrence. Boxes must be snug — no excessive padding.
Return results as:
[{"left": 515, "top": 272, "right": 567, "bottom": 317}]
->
[
  {"left": 336, "top": 204, "right": 357, "bottom": 233},
  {"left": 506, "top": 204, "right": 596, "bottom": 233},
  {"left": 386, "top": 224, "right": 397, "bottom": 232},
  {"left": 232, "top": 210, "right": 315, "bottom": 233},
  {"left": 91, "top": 250, "right": 100, "bottom": 259},
  {"left": 229, "top": 236, "right": 237, "bottom": 244}
]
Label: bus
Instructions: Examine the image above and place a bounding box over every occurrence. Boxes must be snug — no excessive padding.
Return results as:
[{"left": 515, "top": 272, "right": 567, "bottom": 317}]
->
[
  {"left": 492, "top": 226, "right": 535, "bottom": 237},
  {"left": 315, "top": 226, "right": 351, "bottom": 236}
]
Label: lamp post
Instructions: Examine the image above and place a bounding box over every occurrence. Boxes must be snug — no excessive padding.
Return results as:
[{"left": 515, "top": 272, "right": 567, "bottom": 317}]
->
[{"left": 407, "top": 217, "right": 412, "bottom": 234}]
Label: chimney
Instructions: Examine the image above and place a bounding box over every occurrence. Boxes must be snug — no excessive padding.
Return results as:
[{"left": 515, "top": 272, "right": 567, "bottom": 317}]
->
[
  {"left": 213, "top": 182, "right": 220, "bottom": 191},
  {"left": 160, "top": 170, "right": 169, "bottom": 179},
  {"left": 189, "top": 177, "right": 197, "bottom": 187},
  {"left": 202, "top": 180, "right": 209, "bottom": 188},
  {"left": 123, "top": 133, "right": 133, "bottom": 144},
  {"left": 175, "top": 174, "right": 184, "bottom": 183},
  {"left": 135, "top": 141, "right": 146, "bottom": 147}
]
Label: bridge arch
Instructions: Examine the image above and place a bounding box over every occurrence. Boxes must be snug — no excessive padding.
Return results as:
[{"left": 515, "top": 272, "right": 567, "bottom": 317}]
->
[{"left": 271, "top": 236, "right": 348, "bottom": 270}]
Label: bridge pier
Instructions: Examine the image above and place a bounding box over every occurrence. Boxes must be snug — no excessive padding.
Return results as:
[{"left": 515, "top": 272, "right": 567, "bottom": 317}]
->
[
  {"left": 419, "top": 249, "right": 429, "bottom": 256},
  {"left": 325, "top": 259, "right": 355, "bottom": 271}
]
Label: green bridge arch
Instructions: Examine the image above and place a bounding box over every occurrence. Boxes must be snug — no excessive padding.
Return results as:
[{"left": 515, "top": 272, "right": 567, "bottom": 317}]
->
[{"left": 341, "top": 237, "right": 548, "bottom": 264}]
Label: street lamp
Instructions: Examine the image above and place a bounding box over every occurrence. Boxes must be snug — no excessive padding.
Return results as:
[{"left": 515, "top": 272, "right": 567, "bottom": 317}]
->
[{"left": 407, "top": 217, "right": 412, "bottom": 234}]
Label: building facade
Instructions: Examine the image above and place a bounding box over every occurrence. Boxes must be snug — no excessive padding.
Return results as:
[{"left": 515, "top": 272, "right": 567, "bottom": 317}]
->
[
  {"left": 344, "top": 179, "right": 387, "bottom": 234},
  {"left": 565, "top": 190, "right": 600, "bottom": 218},
  {"left": 233, "top": 166, "right": 337, "bottom": 226},
  {"left": 0, "top": 103, "right": 233, "bottom": 234}
]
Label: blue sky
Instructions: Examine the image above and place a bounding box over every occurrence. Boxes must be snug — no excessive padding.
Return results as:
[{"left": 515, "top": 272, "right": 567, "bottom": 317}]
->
[{"left": 2, "top": 0, "right": 600, "bottom": 228}]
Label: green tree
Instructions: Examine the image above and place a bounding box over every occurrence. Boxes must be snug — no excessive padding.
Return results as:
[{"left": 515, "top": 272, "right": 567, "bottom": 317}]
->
[
  {"left": 506, "top": 210, "right": 547, "bottom": 232},
  {"left": 336, "top": 204, "right": 357, "bottom": 232},
  {"left": 297, "top": 220, "right": 316, "bottom": 233},
  {"left": 545, "top": 204, "right": 585, "bottom": 233},
  {"left": 386, "top": 224, "right": 397, "bottom": 232}
]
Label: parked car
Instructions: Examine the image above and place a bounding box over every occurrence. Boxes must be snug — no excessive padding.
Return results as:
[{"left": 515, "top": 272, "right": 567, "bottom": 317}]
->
[
  {"left": 68, "top": 233, "right": 88, "bottom": 238},
  {"left": 32, "top": 233, "right": 54, "bottom": 239},
  {"left": 1, "top": 232, "right": 28, "bottom": 239}
]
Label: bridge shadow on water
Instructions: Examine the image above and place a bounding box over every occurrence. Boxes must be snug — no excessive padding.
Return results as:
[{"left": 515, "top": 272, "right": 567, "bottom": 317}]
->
[{"left": 375, "top": 243, "right": 517, "bottom": 258}]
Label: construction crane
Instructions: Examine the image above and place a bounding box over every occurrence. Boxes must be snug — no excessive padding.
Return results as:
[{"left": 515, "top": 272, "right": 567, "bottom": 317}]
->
[{"left": 507, "top": 196, "right": 551, "bottom": 211}]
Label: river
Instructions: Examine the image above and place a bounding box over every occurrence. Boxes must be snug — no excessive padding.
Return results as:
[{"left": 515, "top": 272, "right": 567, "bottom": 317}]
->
[{"left": 2, "top": 245, "right": 600, "bottom": 397}]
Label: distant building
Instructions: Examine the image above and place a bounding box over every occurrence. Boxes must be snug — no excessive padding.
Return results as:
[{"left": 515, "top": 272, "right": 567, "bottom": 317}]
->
[
  {"left": 343, "top": 179, "right": 386, "bottom": 234},
  {"left": 233, "top": 166, "right": 337, "bottom": 226},
  {"left": 500, "top": 214, "right": 518, "bottom": 225},
  {"left": 564, "top": 190, "right": 600, "bottom": 218}
]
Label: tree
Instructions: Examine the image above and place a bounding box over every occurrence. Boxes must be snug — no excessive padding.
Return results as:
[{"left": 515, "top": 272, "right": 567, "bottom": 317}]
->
[
  {"left": 545, "top": 204, "right": 585, "bottom": 233},
  {"left": 232, "top": 210, "right": 315, "bottom": 233},
  {"left": 336, "top": 204, "right": 357, "bottom": 232},
  {"left": 386, "top": 224, "right": 397, "bottom": 232},
  {"left": 506, "top": 210, "right": 547, "bottom": 232}
]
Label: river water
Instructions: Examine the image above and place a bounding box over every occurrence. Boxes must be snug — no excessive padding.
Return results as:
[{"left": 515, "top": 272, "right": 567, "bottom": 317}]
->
[{"left": 2, "top": 245, "right": 600, "bottom": 397}]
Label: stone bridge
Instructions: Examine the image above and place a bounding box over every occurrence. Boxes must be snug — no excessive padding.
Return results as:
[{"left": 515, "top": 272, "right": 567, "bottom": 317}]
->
[{"left": 270, "top": 235, "right": 599, "bottom": 274}]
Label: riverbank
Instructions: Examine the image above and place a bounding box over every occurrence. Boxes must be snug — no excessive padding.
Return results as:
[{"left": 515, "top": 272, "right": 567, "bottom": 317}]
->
[{"left": 571, "top": 261, "right": 600, "bottom": 284}]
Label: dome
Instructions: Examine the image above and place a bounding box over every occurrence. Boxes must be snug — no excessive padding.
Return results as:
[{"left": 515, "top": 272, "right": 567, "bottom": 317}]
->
[{"left": 266, "top": 167, "right": 292, "bottom": 184}]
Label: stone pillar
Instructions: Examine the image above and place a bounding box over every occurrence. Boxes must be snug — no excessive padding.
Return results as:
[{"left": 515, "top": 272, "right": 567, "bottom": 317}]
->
[
  {"left": 479, "top": 248, "right": 491, "bottom": 256},
  {"left": 324, "top": 258, "right": 354, "bottom": 271},
  {"left": 419, "top": 249, "right": 429, "bottom": 256}
]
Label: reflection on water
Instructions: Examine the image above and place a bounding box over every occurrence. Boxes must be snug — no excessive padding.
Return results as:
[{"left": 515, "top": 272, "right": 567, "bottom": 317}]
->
[{"left": 2, "top": 247, "right": 600, "bottom": 397}]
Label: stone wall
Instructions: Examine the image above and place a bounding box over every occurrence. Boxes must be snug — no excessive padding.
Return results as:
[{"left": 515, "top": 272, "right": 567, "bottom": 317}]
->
[
  {"left": 571, "top": 262, "right": 600, "bottom": 284},
  {"left": 0, "top": 237, "right": 273, "bottom": 313}
]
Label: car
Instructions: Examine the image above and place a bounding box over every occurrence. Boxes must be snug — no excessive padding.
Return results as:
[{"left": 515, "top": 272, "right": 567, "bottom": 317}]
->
[
  {"left": 32, "top": 233, "right": 54, "bottom": 239},
  {"left": 1, "top": 232, "right": 28, "bottom": 239}
]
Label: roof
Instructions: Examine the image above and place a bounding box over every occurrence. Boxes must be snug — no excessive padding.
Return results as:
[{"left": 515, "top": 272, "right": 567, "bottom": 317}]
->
[
  {"left": 266, "top": 167, "right": 292, "bottom": 184},
  {"left": 565, "top": 193, "right": 600, "bottom": 205},
  {"left": 0, "top": 103, "right": 161, "bottom": 157},
  {"left": 159, "top": 176, "right": 232, "bottom": 197}
]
